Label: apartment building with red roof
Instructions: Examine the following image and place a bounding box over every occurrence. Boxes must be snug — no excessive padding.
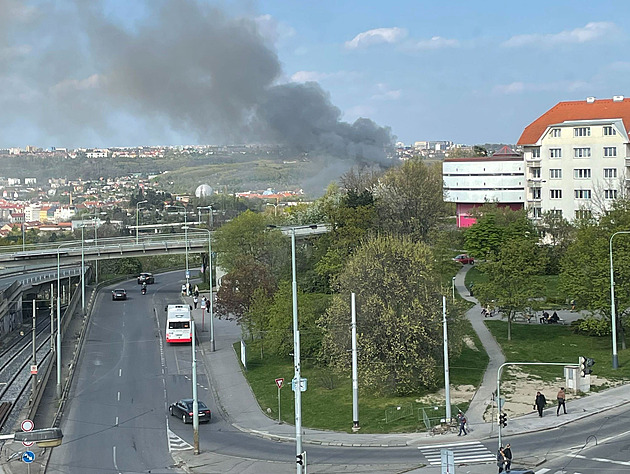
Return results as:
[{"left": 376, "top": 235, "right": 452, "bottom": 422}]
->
[{"left": 518, "top": 96, "right": 630, "bottom": 220}]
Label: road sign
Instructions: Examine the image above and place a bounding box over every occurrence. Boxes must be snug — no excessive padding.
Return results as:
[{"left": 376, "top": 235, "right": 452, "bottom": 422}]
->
[
  {"left": 275, "top": 378, "right": 284, "bottom": 389},
  {"left": 291, "top": 377, "right": 307, "bottom": 392},
  {"left": 21, "top": 419, "right": 34, "bottom": 432},
  {"left": 186, "top": 270, "right": 190, "bottom": 279},
  {"left": 30, "top": 365, "right": 38, "bottom": 375},
  {"left": 22, "top": 440, "right": 34, "bottom": 447},
  {"left": 22, "top": 451, "right": 35, "bottom": 463}
]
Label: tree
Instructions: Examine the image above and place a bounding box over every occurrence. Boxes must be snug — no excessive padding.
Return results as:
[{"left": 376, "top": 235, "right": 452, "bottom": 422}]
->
[
  {"left": 474, "top": 238, "right": 547, "bottom": 340},
  {"left": 214, "top": 259, "right": 276, "bottom": 322},
  {"left": 535, "top": 210, "right": 575, "bottom": 274},
  {"left": 465, "top": 204, "right": 535, "bottom": 259},
  {"left": 373, "top": 159, "right": 448, "bottom": 241},
  {"left": 212, "top": 210, "right": 288, "bottom": 279},
  {"left": 319, "top": 235, "right": 449, "bottom": 395}
]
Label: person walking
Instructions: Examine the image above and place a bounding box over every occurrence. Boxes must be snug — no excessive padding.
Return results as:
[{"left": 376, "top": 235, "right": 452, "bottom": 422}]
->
[
  {"left": 504, "top": 444, "right": 512, "bottom": 472},
  {"left": 457, "top": 412, "right": 467, "bottom": 436},
  {"left": 193, "top": 295, "right": 199, "bottom": 309},
  {"left": 497, "top": 446, "right": 506, "bottom": 473},
  {"left": 557, "top": 387, "right": 567, "bottom": 415},
  {"left": 535, "top": 391, "right": 547, "bottom": 417}
]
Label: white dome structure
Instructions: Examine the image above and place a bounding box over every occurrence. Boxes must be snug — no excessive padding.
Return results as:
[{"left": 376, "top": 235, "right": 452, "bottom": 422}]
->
[{"left": 195, "top": 184, "right": 213, "bottom": 198}]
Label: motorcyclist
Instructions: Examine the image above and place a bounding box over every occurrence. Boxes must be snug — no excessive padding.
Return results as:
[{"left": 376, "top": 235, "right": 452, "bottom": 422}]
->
[{"left": 141, "top": 282, "right": 147, "bottom": 294}]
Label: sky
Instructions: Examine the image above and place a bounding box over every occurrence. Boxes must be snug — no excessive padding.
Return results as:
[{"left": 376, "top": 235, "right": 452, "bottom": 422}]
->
[{"left": 1, "top": 0, "right": 629, "bottom": 151}]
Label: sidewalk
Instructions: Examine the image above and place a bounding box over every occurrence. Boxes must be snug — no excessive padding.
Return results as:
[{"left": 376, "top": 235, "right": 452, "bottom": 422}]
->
[{"left": 174, "top": 277, "right": 630, "bottom": 472}]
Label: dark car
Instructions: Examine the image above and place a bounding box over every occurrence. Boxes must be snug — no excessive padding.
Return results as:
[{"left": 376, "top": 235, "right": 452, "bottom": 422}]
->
[
  {"left": 453, "top": 254, "right": 474, "bottom": 265},
  {"left": 137, "top": 272, "right": 155, "bottom": 284},
  {"left": 169, "top": 398, "right": 211, "bottom": 424},
  {"left": 111, "top": 289, "right": 127, "bottom": 301}
]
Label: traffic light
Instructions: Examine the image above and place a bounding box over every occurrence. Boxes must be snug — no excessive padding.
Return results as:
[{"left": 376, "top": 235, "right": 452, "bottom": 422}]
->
[
  {"left": 580, "top": 356, "right": 595, "bottom": 377},
  {"left": 296, "top": 452, "right": 306, "bottom": 466},
  {"left": 499, "top": 412, "right": 507, "bottom": 428}
]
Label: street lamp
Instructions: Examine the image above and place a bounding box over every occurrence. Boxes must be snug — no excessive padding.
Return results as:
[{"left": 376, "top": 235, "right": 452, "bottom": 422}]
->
[
  {"left": 190, "top": 228, "right": 214, "bottom": 351},
  {"left": 80, "top": 224, "right": 86, "bottom": 313},
  {"left": 609, "top": 231, "right": 630, "bottom": 369},
  {"left": 136, "top": 200, "right": 148, "bottom": 244},
  {"left": 56, "top": 240, "right": 79, "bottom": 398}
]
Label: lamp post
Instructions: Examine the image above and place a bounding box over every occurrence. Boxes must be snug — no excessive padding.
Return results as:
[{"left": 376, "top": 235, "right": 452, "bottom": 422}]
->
[
  {"left": 191, "top": 228, "right": 214, "bottom": 351},
  {"left": 609, "top": 231, "right": 630, "bottom": 369},
  {"left": 136, "top": 200, "right": 148, "bottom": 244},
  {"left": 81, "top": 225, "right": 86, "bottom": 313},
  {"left": 452, "top": 276, "right": 456, "bottom": 303}
]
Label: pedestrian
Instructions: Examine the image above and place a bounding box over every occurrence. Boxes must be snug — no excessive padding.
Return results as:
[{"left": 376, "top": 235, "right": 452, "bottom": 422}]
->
[
  {"left": 534, "top": 391, "right": 546, "bottom": 417},
  {"left": 570, "top": 299, "right": 576, "bottom": 311},
  {"left": 540, "top": 311, "right": 549, "bottom": 324},
  {"left": 194, "top": 285, "right": 199, "bottom": 297},
  {"left": 201, "top": 296, "right": 207, "bottom": 309},
  {"left": 193, "top": 295, "right": 198, "bottom": 309},
  {"left": 181, "top": 284, "right": 187, "bottom": 296},
  {"left": 457, "top": 412, "right": 467, "bottom": 436},
  {"left": 557, "top": 387, "right": 567, "bottom": 415},
  {"left": 497, "top": 446, "right": 506, "bottom": 473},
  {"left": 504, "top": 444, "right": 512, "bottom": 472}
]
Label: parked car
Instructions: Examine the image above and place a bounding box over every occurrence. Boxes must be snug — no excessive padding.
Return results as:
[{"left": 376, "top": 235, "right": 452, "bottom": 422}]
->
[
  {"left": 137, "top": 272, "right": 155, "bottom": 284},
  {"left": 169, "top": 399, "right": 211, "bottom": 424},
  {"left": 111, "top": 289, "right": 127, "bottom": 301},
  {"left": 453, "top": 254, "right": 474, "bottom": 265}
]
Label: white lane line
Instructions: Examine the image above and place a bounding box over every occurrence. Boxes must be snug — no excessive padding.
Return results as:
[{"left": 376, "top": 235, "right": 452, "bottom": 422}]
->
[
  {"left": 534, "top": 469, "right": 550, "bottom": 474},
  {"left": 117, "top": 391, "right": 120, "bottom": 401},
  {"left": 573, "top": 453, "right": 630, "bottom": 466},
  {"left": 115, "top": 416, "right": 118, "bottom": 426},
  {"left": 113, "top": 445, "right": 121, "bottom": 473},
  {"left": 118, "top": 368, "right": 122, "bottom": 377}
]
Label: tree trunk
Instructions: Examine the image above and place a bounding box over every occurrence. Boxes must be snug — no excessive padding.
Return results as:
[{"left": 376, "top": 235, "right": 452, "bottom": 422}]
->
[{"left": 507, "top": 312, "right": 512, "bottom": 341}]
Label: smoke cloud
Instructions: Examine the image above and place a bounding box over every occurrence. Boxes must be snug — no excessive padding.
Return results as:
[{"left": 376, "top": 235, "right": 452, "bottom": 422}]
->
[{"left": 0, "top": 0, "right": 394, "bottom": 164}]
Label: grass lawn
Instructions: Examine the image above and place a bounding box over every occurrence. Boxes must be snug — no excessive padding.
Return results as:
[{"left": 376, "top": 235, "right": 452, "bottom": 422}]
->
[
  {"left": 486, "top": 320, "right": 630, "bottom": 383},
  {"left": 238, "top": 319, "right": 488, "bottom": 434}
]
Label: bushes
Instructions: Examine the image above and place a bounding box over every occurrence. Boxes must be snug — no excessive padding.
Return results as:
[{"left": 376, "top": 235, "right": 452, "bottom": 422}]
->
[{"left": 571, "top": 316, "right": 611, "bottom": 337}]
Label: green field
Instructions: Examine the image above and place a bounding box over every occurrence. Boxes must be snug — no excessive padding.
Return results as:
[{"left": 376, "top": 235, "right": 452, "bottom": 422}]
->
[{"left": 238, "top": 318, "right": 488, "bottom": 433}]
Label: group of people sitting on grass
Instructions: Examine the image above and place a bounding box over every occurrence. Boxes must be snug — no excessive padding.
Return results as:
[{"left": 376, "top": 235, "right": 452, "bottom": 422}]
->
[{"left": 539, "top": 311, "right": 560, "bottom": 324}]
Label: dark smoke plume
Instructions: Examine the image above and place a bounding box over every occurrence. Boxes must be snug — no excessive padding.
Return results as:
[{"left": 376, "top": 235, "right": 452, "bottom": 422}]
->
[{"left": 1, "top": 0, "right": 394, "bottom": 165}]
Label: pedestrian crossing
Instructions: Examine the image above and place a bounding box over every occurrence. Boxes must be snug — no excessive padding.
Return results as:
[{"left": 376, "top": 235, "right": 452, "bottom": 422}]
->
[
  {"left": 417, "top": 441, "right": 496, "bottom": 465},
  {"left": 535, "top": 469, "right": 583, "bottom": 474},
  {"left": 167, "top": 428, "right": 193, "bottom": 452}
]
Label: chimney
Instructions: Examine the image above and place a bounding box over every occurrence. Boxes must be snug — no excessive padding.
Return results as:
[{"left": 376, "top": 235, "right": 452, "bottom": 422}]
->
[
  {"left": 586, "top": 97, "right": 596, "bottom": 103},
  {"left": 613, "top": 95, "right": 624, "bottom": 102}
]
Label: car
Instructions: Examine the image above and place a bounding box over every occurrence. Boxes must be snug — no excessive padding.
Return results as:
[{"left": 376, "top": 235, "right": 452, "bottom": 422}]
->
[
  {"left": 453, "top": 254, "right": 474, "bottom": 265},
  {"left": 169, "top": 398, "right": 211, "bottom": 424},
  {"left": 137, "top": 272, "right": 155, "bottom": 284},
  {"left": 111, "top": 289, "right": 127, "bottom": 301}
]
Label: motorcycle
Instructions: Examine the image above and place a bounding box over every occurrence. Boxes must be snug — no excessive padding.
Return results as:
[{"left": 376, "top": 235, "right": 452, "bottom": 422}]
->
[{"left": 141, "top": 286, "right": 147, "bottom": 295}]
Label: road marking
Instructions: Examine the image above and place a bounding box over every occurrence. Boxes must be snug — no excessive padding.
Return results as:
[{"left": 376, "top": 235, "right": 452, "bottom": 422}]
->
[
  {"left": 167, "top": 428, "right": 193, "bottom": 452},
  {"left": 117, "top": 391, "right": 120, "bottom": 401},
  {"left": 115, "top": 416, "right": 118, "bottom": 426},
  {"left": 418, "top": 441, "right": 495, "bottom": 465},
  {"left": 119, "top": 368, "right": 122, "bottom": 377},
  {"left": 573, "top": 453, "right": 630, "bottom": 466},
  {"left": 534, "top": 469, "right": 550, "bottom": 474}
]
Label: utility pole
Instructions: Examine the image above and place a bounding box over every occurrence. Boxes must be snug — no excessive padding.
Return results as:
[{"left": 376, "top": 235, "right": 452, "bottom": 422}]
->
[
  {"left": 351, "top": 292, "right": 359, "bottom": 431},
  {"left": 443, "top": 296, "right": 451, "bottom": 422},
  {"left": 31, "top": 300, "right": 37, "bottom": 403}
]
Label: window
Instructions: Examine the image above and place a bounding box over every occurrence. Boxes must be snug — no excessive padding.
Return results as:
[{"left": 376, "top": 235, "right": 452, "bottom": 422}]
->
[
  {"left": 574, "top": 189, "right": 592, "bottom": 199},
  {"left": 550, "top": 148, "right": 562, "bottom": 158},
  {"left": 551, "top": 128, "right": 561, "bottom": 137},
  {"left": 531, "top": 168, "right": 541, "bottom": 179},
  {"left": 550, "top": 209, "right": 562, "bottom": 218},
  {"left": 532, "top": 207, "right": 542, "bottom": 218},
  {"left": 604, "top": 147, "right": 617, "bottom": 157},
  {"left": 550, "top": 169, "right": 562, "bottom": 179},
  {"left": 574, "top": 148, "right": 591, "bottom": 158},
  {"left": 531, "top": 148, "right": 540, "bottom": 158},
  {"left": 550, "top": 189, "right": 562, "bottom": 199},
  {"left": 575, "top": 209, "right": 592, "bottom": 219},
  {"left": 573, "top": 169, "right": 591, "bottom": 179},
  {"left": 604, "top": 126, "right": 617, "bottom": 136},
  {"left": 604, "top": 168, "right": 618, "bottom": 178},
  {"left": 605, "top": 189, "right": 618, "bottom": 199},
  {"left": 574, "top": 127, "right": 591, "bottom": 137},
  {"left": 532, "top": 188, "right": 541, "bottom": 199}
]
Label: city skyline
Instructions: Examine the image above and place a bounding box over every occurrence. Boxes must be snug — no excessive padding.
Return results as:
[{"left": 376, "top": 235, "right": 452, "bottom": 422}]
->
[{"left": 0, "top": 0, "right": 628, "bottom": 150}]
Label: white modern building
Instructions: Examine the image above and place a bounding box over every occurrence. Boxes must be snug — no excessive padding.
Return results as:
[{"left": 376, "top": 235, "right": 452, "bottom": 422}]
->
[
  {"left": 443, "top": 146, "right": 525, "bottom": 227},
  {"left": 518, "top": 96, "right": 630, "bottom": 220}
]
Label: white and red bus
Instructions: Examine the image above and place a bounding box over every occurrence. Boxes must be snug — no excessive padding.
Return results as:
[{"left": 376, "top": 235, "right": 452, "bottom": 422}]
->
[{"left": 165, "top": 304, "right": 192, "bottom": 343}]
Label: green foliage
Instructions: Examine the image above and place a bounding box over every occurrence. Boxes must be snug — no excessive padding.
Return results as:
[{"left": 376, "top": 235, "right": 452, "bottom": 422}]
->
[
  {"left": 374, "top": 159, "right": 448, "bottom": 241},
  {"left": 98, "top": 257, "right": 143, "bottom": 277},
  {"left": 474, "top": 238, "right": 547, "bottom": 340},
  {"left": 320, "top": 235, "right": 452, "bottom": 396},
  {"left": 465, "top": 204, "right": 535, "bottom": 259},
  {"left": 571, "top": 317, "right": 612, "bottom": 337}
]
